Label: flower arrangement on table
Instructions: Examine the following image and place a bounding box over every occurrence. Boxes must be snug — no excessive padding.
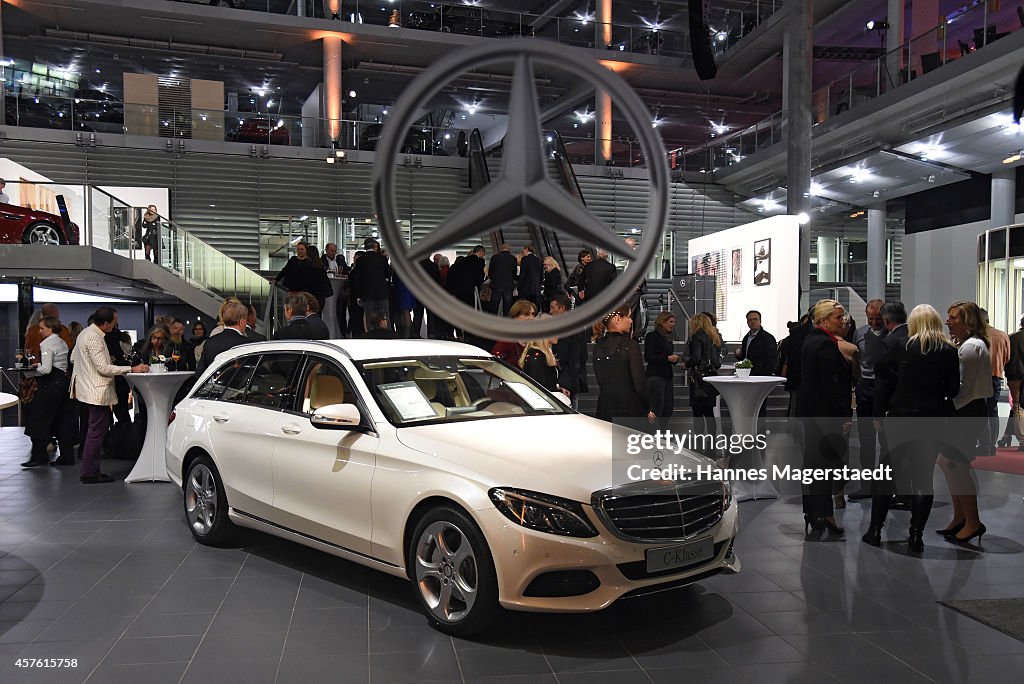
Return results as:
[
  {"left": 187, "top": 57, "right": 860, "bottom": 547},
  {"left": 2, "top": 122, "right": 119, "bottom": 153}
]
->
[
  {"left": 149, "top": 354, "right": 167, "bottom": 373},
  {"left": 735, "top": 358, "right": 753, "bottom": 378}
]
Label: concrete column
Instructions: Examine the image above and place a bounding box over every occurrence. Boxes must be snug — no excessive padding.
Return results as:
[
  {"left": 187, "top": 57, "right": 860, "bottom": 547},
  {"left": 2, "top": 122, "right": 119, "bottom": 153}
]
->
[
  {"left": 323, "top": 35, "right": 343, "bottom": 145},
  {"left": 785, "top": 0, "right": 813, "bottom": 311},
  {"left": 596, "top": 90, "right": 612, "bottom": 163},
  {"left": 598, "top": 0, "right": 612, "bottom": 48},
  {"left": 867, "top": 208, "right": 887, "bottom": 302},
  {"left": 885, "top": 0, "right": 904, "bottom": 89},
  {"left": 991, "top": 169, "right": 1017, "bottom": 229},
  {"left": 143, "top": 301, "right": 155, "bottom": 334}
]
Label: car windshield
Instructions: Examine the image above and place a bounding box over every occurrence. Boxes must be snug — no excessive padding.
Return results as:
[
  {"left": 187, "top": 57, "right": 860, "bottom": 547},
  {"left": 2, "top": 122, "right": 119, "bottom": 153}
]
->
[{"left": 354, "top": 356, "right": 570, "bottom": 427}]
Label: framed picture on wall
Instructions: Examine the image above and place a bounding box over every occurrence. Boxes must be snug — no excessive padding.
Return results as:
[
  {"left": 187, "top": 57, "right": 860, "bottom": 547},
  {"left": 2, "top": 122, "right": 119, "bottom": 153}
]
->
[
  {"left": 731, "top": 248, "right": 742, "bottom": 286},
  {"left": 753, "top": 239, "right": 771, "bottom": 286}
]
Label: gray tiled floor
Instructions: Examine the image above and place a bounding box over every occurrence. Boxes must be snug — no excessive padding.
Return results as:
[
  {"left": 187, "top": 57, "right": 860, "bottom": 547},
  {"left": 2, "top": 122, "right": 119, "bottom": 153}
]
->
[{"left": 0, "top": 427, "right": 1022, "bottom": 683}]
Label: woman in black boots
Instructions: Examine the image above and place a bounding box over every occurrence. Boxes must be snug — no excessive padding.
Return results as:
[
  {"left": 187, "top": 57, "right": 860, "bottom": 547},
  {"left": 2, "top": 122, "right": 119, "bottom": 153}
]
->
[{"left": 863, "top": 305, "right": 959, "bottom": 552}]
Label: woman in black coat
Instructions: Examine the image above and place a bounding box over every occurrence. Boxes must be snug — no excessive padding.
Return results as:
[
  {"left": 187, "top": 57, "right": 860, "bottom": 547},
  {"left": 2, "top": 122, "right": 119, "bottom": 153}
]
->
[
  {"left": 685, "top": 313, "right": 722, "bottom": 440},
  {"left": 863, "top": 304, "right": 959, "bottom": 552},
  {"left": 645, "top": 312, "right": 679, "bottom": 429},
  {"left": 542, "top": 256, "right": 564, "bottom": 313},
  {"left": 797, "top": 299, "right": 853, "bottom": 537},
  {"left": 592, "top": 304, "right": 652, "bottom": 423},
  {"left": 276, "top": 242, "right": 332, "bottom": 313}
]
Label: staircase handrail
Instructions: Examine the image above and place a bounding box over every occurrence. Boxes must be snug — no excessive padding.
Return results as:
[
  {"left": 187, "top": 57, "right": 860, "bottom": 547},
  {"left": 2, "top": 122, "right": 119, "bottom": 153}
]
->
[
  {"left": 468, "top": 128, "right": 504, "bottom": 254},
  {"left": 91, "top": 186, "right": 270, "bottom": 310}
]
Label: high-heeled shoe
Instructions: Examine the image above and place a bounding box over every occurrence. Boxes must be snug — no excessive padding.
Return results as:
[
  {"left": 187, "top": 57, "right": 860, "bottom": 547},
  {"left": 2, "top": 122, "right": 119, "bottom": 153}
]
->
[
  {"left": 908, "top": 528, "right": 924, "bottom": 553},
  {"left": 823, "top": 518, "right": 845, "bottom": 536},
  {"left": 804, "top": 515, "right": 825, "bottom": 535},
  {"left": 997, "top": 436, "right": 1012, "bottom": 448},
  {"left": 935, "top": 520, "right": 965, "bottom": 537},
  {"left": 951, "top": 523, "right": 986, "bottom": 545},
  {"left": 861, "top": 526, "right": 882, "bottom": 547}
]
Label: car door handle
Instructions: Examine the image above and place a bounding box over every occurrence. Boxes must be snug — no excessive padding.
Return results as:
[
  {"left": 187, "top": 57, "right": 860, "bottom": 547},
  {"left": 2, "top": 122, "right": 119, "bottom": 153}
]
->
[
  {"left": 281, "top": 425, "right": 302, "bottom": 435},
  {"left": 212, "top": 415, "right": 229, "bottom": 424}
]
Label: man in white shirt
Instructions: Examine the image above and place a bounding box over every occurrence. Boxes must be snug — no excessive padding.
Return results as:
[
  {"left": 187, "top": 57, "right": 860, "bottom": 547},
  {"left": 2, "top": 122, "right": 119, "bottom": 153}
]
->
[{"left": 71, "top": 306, "right": 148, "bottom": 483}]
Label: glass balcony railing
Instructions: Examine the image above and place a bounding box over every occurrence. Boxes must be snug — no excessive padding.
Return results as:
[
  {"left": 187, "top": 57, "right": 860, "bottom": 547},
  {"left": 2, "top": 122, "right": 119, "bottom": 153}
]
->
[
  {"left": 1, "top": 179, "right": 269, "bottom": 311},
  {"left": 672, "top": 0, "right": 1023, "bottom": 173},
  {"left": 89, "top": 186, "right": 271, "bottom": 311}
]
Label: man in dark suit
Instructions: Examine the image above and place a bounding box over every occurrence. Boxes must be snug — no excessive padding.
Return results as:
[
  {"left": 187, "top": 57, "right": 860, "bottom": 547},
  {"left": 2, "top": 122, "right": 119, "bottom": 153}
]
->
[
  {"left": 244, "top": 306, "right": 266, "bottom": 342},
  {"left": 549, "top": 293, "right": 586, "bottom": 410},
  {"left": 414, "top": 256, "right": 441, "bottom": 337},
  {"left": 517, "top": 245, "right": 542, "bottom": 308},
  {"left": 197, "top": 301, "right": 250, "bottom": 374},
  {"left": 301, "top": 292, "right": 331, "bottom": 340},
  {"left": 488, "top": 243, "right": 518, "bottom": 316},
  {"left": 734, "top": 310, "right": 778, "bottom": 376},
  {"left": 351, "top": 238, "right": 391, "bottom": 334},
  {"left": 274, "top": 293, "right": 327, "bottom": 341},
  {"left": 870, "top": 300, "right": 909, "bottom": 511},
  {"left": 447, "top": 246, "right": 486, "bottom": 310},
  {"left": 579, "top": 248, "right": 617, "bottom": 303}
]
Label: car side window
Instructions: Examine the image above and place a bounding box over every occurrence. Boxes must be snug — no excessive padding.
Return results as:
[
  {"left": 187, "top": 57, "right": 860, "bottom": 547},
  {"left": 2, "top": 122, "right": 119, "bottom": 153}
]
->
[
  {"left": 299, "top": 359, "right": 357, "bottom": 416},
  {"left": 244, "top": 354, "right": 303, "bottom": 410},
  {"left": 193, "top": 355, "right": 259, "bottom": 403}
]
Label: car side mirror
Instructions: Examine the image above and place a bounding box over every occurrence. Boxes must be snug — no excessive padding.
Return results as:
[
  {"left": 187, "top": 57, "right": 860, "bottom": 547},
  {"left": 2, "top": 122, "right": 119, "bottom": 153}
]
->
[
  {"left": 554, "top": 392, "right": 571, "bottom": 408},
  {"left": 310, "top": 403, "right": 363, "bottom": 430}
]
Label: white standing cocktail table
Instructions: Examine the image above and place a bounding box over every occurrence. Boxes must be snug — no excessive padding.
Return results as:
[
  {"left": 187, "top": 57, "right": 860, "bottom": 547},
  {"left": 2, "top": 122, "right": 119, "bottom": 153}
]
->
[
  {"left": 705, "top": 375, "right": 785, "bottom": 501},
  {"left": 124, "top": 371, "right": 194, "bottom": 483},
  {"left": 0, "top": 392, "right": 18, "bottom": 427}
]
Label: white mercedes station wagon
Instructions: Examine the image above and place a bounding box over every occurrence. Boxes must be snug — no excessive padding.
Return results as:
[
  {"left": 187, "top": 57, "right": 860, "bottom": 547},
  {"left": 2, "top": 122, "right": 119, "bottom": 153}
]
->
[{"left": 166, "top": 339, "right": 740, "bottom": 634}]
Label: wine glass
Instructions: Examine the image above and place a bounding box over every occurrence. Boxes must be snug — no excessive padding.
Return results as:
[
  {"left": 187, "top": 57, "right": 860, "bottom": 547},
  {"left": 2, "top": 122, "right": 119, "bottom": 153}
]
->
[
  {"left": 170, "top": 348, "right": 181, "bottom": 370},
  {"left": 14, "top": 348, "right": 23, "bottom": 368}
]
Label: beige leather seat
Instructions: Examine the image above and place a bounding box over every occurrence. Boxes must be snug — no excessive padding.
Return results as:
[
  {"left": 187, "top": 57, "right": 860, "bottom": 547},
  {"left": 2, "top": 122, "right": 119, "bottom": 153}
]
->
[{"left": 309, "top": 374, "right": 344, "bottom": 410}]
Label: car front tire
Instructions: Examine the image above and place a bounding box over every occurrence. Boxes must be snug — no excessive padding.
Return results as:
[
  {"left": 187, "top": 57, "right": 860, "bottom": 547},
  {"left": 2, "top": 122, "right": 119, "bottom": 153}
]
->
[
  {"left": 409, "top": 506, "right": 499, "bottom": 636},
  {"left": 23, "top": 222, "right": 65, "bottom": 245},
  {"left": 184, "top": 456, "right": 236, "bottom": 546}
]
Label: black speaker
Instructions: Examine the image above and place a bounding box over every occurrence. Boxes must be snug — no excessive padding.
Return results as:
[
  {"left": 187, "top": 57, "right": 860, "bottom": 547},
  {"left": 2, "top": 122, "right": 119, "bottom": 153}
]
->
[{"left": 688, "top": 0, "right": 718, "bottom": 81}]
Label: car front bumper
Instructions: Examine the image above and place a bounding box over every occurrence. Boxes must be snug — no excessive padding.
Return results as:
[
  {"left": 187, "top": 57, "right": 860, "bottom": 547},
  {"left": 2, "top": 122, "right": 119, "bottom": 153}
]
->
[{"left": 478, "top": 499, "right": 741, "bottom": 613}]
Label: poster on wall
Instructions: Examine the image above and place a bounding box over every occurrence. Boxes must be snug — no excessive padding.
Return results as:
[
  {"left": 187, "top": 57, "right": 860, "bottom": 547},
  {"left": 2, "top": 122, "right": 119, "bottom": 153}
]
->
[
  {"left": 753, "top": 239, "right": 771, "bottom": 286},
  {"left": 690, "top": 250, "right": 727, "bottom": 321},
  {"left": 731, "top": 248, "right": 742, "bottom": 286}
]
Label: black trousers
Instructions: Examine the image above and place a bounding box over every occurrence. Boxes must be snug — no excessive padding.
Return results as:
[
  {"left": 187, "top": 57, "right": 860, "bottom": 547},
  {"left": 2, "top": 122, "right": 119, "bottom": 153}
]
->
[
  {"left": 855, "top": 380, "right": 878, "bottom": 470},
  {"left": 802, "top": 417, "right": 848, "bottom": 518}
]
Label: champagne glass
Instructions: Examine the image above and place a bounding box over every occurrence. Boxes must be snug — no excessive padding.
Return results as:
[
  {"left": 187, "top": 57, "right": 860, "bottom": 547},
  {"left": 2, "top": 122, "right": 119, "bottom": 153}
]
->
[{"left": 170, "top": 347, "right": 181, "bottom": 370}]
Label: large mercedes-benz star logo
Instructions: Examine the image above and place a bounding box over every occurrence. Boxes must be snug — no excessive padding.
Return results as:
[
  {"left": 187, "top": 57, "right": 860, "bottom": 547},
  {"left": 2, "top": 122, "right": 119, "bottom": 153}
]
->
[{"left": 372, "top": 41, "right": 670, "bottom": 339}]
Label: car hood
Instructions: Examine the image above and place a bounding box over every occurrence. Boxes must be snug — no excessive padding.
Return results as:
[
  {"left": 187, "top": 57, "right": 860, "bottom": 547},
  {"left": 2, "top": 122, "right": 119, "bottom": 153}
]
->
[{"left": 394, "top": 414, "right": 710, "bottom": 504}]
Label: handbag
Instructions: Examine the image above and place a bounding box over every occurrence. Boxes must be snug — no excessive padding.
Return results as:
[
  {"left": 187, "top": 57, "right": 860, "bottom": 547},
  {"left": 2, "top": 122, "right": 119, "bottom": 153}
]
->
[
  {"left": 688, "top": 361, "right": 718, "bottom": 399},
  {"left": 19, "top": 376, "right": 38, "bottom": 404}
]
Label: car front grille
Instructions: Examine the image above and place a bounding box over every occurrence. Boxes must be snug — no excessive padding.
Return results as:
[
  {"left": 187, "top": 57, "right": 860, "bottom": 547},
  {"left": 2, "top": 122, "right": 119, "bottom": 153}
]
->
[{"left": 593, "top": 482, "right": 725, "bottom": 543}]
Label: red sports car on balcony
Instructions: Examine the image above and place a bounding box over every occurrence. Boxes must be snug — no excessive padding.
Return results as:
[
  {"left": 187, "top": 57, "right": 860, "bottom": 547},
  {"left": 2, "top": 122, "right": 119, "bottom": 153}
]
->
[{"left": 0, "top": 202, "right": 80, "bottom": 245}]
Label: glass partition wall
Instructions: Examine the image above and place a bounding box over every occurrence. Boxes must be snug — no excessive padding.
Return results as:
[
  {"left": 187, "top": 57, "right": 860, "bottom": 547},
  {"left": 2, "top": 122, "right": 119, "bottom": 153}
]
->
[{"left": 978, "top": 225, "right": 1024, "bottom": 334}]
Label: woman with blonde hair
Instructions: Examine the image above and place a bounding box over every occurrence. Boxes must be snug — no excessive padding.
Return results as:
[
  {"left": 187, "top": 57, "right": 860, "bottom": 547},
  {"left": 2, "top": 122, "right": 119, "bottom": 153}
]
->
[
  {"left": 593, "top": 304, "right": 651, "bottom": 422},
  {"left": 938, "top": 300, "right": 991, "bottom": 544},
  {"left": 863, "top": 305, "right": 959, "bottom": 551},
  {"left": 685, "top": 313, "right": 722, "bottom": 440},
  {"left": 541, "top": 256, "right": 564, "bottom": 312},
  {"left": 797, "top": 299, "right": 853, "bottom": 537},
  {"left": 645, "top": 312, "right": 680, "bottom": 428}
]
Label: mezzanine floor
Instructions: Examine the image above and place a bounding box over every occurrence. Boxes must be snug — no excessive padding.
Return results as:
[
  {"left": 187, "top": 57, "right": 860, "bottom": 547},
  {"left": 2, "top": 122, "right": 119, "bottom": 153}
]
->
[{"left": 0, "top": 427, "right": 1023, "bottom": 684}]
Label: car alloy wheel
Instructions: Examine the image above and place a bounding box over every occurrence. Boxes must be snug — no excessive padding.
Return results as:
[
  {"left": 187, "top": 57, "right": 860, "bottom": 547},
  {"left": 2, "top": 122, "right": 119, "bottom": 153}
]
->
[
  {"left": 411, "top": 507, "right": 498, "bottom": 635},
  {"left": 184, "top": 457, "right": 235, "bottom": 545},
  {"left": 25, "top": 222, "right": 62, "bottom": 245}
]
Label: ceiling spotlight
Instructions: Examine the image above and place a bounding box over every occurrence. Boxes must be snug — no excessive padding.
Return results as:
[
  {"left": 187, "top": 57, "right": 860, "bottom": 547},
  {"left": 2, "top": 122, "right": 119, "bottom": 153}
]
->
[
  {"left": 866, "top": 19, "right": 888, "bottom": 30},
  {"left": 1003, "top": 150, "right": 1023, "bottom": 164},
  {"left": 381, "top": 108, "right": 388, "bottom": 115},
  {"left": 872, "top": 190, "right": 880, "bottom": 198},
  {"left": 335, "top": 149, "right": 346, "bottom": 159},
  {"left": 349, "top": 90, "right": 357, "bottom": 98},
  {"left": 796, "top": 212, "right": 810, "bottom": 225},
  {"left": 326, "top": 156, "right": 336, "bottom": 164},
  {"left": 716, "top": 31, "right": 727, "bottom": 42},
  {"left": 711, "top": 122, "right": 728, "bottom": 135}
]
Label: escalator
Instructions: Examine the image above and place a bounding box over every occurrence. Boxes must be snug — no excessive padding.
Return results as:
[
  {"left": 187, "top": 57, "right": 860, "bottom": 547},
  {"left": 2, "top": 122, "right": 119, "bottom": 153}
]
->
[{"left": 468, "top": 128, "right": 589, "bottom": 272}]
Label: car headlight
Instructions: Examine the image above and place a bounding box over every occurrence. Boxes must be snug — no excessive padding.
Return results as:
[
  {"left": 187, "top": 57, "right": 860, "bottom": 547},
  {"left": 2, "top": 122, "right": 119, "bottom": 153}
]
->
[{"left": 489, "top": 487, "right": 598, "bottom": 538}]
